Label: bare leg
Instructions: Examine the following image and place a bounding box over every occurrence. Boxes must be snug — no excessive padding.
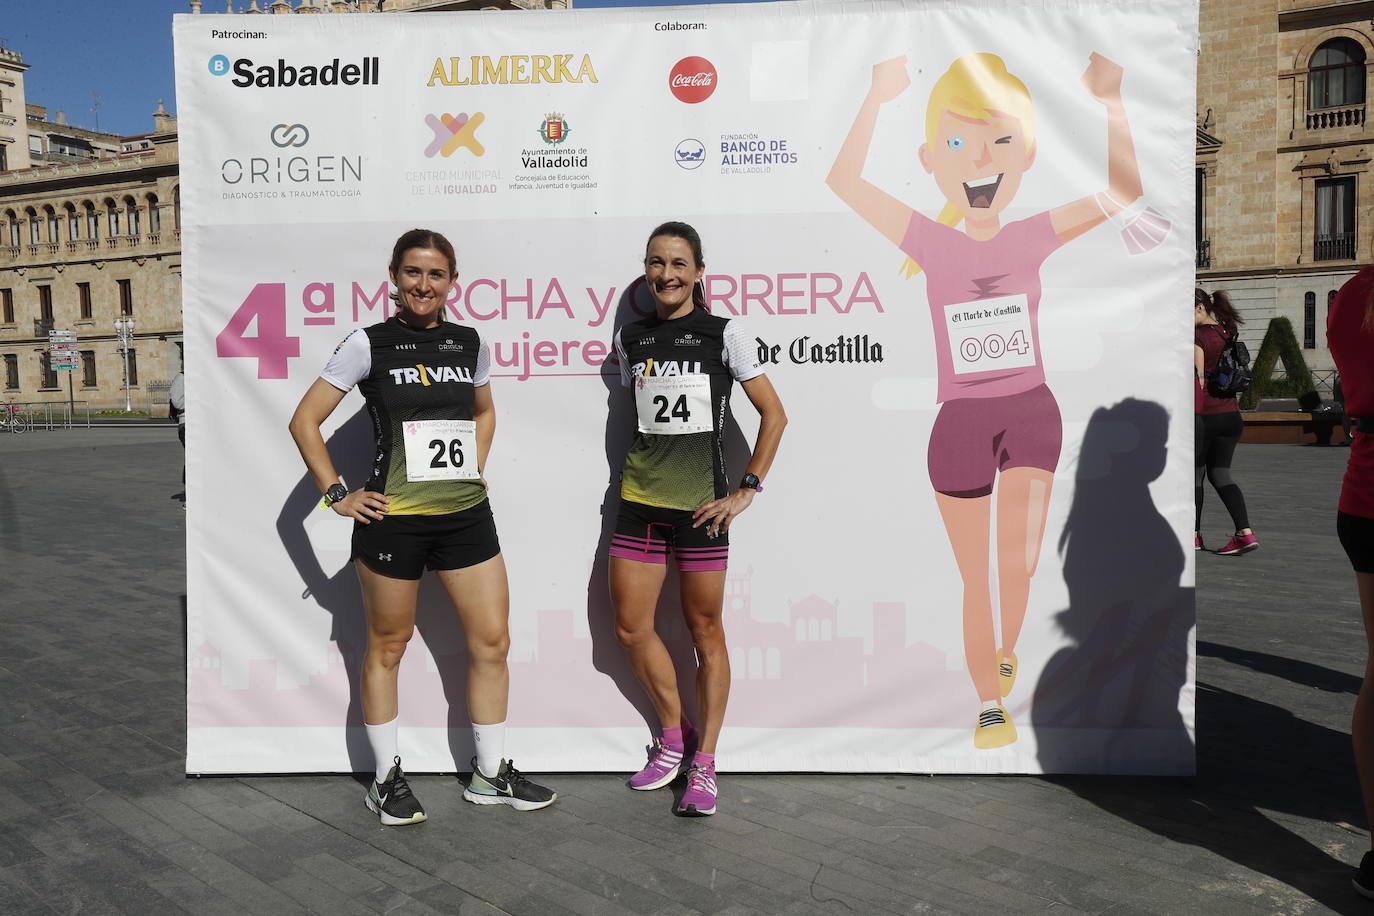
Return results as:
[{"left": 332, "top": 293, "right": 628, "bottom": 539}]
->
[
  {"left": 611, "top": 556, "right": 682, "bottom": 729},
  {"left": 435, "top": 554, "right": 511, "bottom": 725},
  {"left": 995, "top": 467, "right": 1054, "bottom": 656},
  {"left": 680, "top": 569, "right": 729, "bottom": 754},
  {"left": 934, "top": 493, "right": 997, "bottom": 702},
  {"left": 355, "top": 561, "right": 420, "bottom": 725},
  {"left": 1353, "top": 571, "right": 1374, "bottom": 853}
]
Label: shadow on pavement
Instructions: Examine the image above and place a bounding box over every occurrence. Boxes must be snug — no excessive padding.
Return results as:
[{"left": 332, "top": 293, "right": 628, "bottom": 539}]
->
[{"left": 1036, "top": 397, "right": 1361, "bottom": 911}]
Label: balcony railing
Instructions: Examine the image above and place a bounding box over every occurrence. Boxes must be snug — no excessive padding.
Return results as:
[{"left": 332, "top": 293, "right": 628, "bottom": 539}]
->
[
  {"left": 1306, "top": 104, "right": 1365, "bottom": 130},
  {"left": 1315, "top": 232, "right": 1356, "bottom": 260},
  {"left": 0, "top": 230, "right": 178, "bottom": 266},
  {"left": 1196, "top": 238, "right": 1211, "bottom": 269}
]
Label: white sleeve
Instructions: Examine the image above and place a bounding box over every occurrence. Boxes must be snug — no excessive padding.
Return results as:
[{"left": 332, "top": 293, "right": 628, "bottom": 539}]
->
[
  {"left": 722, "top": 320, "right": 764, "bottom": 383},
  {"left": 320, "top": 329, "right": 370, "bottom": 392},
  {"left": 474, "top": 330, "right": 492, "bottom": 387},
  {"left": 614, "top": 329, "right": 631, "bottom": 388}
]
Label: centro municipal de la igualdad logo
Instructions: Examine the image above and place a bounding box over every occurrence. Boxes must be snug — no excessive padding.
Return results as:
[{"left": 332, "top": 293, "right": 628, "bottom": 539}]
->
[{"left": 424, "top": 112, "right": 486, "bottom": 158}]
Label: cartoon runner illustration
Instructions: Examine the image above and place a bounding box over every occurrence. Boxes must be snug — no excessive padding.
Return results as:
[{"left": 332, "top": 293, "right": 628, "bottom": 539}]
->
[{"left": 827, "top": 52, "right": 1156, "bottom": 748}]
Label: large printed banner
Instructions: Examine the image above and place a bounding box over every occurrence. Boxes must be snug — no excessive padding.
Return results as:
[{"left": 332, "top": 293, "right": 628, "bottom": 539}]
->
[{"left": 176, "top": 0, "right": 1198, "bottom": 774}]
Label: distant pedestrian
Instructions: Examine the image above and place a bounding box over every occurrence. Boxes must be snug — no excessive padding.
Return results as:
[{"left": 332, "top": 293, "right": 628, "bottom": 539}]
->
[
  {"left": 1327, "top": 270, "right": 1374, "bottom": 900},
  {"left": 170, "top": 371, "right": 186, "bottom": 497},
  {"left": 1194, "top": 288, "right": 1258, "bottom": 555}
]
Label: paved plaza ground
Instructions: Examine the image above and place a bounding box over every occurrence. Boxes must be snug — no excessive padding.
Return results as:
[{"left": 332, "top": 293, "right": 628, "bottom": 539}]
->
[{"left": 0, "top": 427, "right": 1369, "bottom": 914}]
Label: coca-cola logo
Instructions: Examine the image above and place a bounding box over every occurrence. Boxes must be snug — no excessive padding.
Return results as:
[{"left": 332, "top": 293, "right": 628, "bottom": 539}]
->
[{"left": 669, "top": 56, "right": 717, "bottom": 104}]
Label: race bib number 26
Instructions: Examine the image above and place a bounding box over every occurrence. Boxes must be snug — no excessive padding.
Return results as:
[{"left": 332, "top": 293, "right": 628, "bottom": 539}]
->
[
  {"left": 944, "top": 294, "right": 1036, "bottom": 375},
  {"left": 635, "top": 375, "right": 712, "bottom": 435},
  {"left": 404, "top": 419, "right": 479, "bottom": 482}
]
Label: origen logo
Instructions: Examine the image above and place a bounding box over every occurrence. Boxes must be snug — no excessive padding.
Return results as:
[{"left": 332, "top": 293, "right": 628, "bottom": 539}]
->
[
  {"left": 270, "top": 124, "right": 309, "bottom": 148},
  {"left": 669, "top": 56, "right": 716, "bottom": 104},
  {"left": 424, "top": 112, "right": 485, "bottom": 158}
]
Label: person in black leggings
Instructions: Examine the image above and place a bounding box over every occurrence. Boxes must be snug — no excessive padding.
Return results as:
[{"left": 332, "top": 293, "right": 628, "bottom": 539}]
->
[{"left": 1194, "top": 288, "right": 1258, "bottom": 555}]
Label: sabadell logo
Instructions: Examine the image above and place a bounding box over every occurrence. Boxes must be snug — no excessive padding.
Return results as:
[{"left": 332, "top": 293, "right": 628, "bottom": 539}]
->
[{"left": 669, "top": 56, "right": 716, "bottom": 104}]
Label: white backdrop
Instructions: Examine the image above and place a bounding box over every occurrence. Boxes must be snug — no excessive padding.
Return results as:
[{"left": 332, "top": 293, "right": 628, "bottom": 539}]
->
[{"left": 176, "top": 0, "right": 1199, "bottom": 774}]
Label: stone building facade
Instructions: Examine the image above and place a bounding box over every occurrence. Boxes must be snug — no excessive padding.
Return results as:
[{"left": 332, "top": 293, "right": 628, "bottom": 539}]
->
[
  {"left": 0, "top": 44, "right": 182, "bottom": 413},
  {"left": 1198, "top": 0, "right": 1374, "bottom": 387}
]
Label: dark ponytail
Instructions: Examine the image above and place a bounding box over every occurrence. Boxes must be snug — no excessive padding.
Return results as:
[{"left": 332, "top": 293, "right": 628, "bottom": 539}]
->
[{"left": 1196, "top": 287, "right": 1242, "bottom": 336}]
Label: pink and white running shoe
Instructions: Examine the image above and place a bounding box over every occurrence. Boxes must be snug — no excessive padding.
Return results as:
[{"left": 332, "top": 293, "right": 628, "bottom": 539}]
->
[
  {"left": 629, "top": 738, "right": 685, "bottom": 791},
  {"left": 1217, "top": 532, "right": 1259, "bottom": 556},
  {"left": 677, "top": 761, "right": 717, "bottom": 816}
]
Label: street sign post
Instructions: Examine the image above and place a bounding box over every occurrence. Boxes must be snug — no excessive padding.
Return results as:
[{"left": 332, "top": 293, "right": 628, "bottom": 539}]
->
[{"left": 49, "top": 329, "right": 79, "bottom": 419}]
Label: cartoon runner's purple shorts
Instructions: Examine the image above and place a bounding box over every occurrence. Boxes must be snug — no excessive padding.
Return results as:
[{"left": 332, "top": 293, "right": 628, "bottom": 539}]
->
[{"left": 927, "top": 384, "right": 1062, "bottom": 498}]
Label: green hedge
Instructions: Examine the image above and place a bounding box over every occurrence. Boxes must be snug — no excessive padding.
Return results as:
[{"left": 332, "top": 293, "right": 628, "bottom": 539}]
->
[{"left": 1239, "top": 315, "right": 1317, "bottom": 409}]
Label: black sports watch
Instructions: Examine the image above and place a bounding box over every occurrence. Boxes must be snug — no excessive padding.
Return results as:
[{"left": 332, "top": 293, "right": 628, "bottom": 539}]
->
[
  {"left": 322, "top": 483, "right": 349, "bottom": 508},
  {"left": 740, "top": 473, "right": 763, "bottom": 493}
]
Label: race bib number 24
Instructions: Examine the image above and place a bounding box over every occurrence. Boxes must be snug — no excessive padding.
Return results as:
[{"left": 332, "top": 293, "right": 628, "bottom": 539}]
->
[{"left": 635, "top": 375, "right": 712, "bottom": 435}]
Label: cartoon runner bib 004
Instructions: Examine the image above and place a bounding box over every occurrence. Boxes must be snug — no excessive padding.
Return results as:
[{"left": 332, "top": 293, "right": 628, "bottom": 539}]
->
[
  {"left": 943, "top": 294, "right": 1037, "bottom": 376},
  {"left": 403, "top": 419, "right": 479, "bottom": 481},
  {"left": 634, "top": 375, "right": 713, "bottom": 435}
]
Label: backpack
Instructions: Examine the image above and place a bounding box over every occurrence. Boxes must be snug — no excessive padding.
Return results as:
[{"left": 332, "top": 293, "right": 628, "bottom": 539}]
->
[{"left": 1208, "top": 327, "right": 1251, "bottom": 398}]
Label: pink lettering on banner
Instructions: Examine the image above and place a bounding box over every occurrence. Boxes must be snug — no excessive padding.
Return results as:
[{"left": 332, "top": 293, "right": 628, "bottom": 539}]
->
[
  {"left": 352, "top": 280, "right": 389, "bottom": 323},
  {"left": 303, "top": 281, "right": 335, "bottom": 326},
  {"left": 705, "top": 272, "right": 884, "bottom": 316},
  {"left": 215, "top": 283, "right": 300, "bottom": 380},
  {"left": 213, "top": 271, "right": 881, "bottom": 381}
]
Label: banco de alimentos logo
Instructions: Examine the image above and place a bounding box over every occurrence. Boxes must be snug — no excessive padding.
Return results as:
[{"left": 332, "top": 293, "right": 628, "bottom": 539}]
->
[{"left": 425, "top": 112, "right": 486, "bottom": 158}]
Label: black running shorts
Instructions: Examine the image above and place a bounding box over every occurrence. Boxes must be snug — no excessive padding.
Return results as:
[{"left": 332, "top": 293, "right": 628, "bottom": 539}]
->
[
  {"left": 609, "top": 499, "right": 729, "bottom": 571},
  {"left": 352, "top": 499, "right": 500, "bottom": 580},
  {"left": 1339, "top": 511, "right": 1374, "bottom": 574}
]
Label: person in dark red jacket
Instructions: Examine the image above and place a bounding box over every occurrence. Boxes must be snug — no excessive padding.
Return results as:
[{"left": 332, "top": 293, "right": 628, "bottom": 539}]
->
[
  {"left": 1329, "top": 270, "right": 1374, "bottom": 900},
  {"left": 1194, "top": 288, "right": 1258, "bottom": 555}
]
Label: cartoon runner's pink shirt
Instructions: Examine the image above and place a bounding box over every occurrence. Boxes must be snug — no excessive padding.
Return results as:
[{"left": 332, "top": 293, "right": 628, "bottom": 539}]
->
[{"left": 899, "top": 210, "right": 1064, "bottom": 403}]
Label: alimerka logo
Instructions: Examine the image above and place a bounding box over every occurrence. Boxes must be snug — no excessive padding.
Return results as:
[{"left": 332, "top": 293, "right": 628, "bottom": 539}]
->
[
  {"left": 425, "top": 113, "right": 486, "bottom": 158},
  {"left": 210, "top": 55, "right": 381, "bottom": 88},
  {"left": 670, "top": 56, "right": 716, "bottom": 104},
  {"left": 427, "top": 55, "right": 598, "bottom": 86}
]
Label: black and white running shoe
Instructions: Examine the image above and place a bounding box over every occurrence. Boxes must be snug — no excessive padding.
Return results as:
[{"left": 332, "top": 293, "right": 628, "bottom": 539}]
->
[
  {"left": 462, "top": 757, "right": 557, "bottom": 811},
  {"left": 1355, "top": 850, "right": 1374, "bottom": 900},
  {"left": 365, "top": 756, "right": 427, "bottom": 826}
]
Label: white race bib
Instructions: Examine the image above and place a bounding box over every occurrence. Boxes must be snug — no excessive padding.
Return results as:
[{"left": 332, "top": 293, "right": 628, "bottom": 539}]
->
[
  {"left": 403, "top": 419, "right": 479, "bottom": 482},
  {"left": 634, "top": 375, "right": 712, "bottom": 435},
  {"left": 943, "top": 293, "right": 1037, "bottom": 375}
]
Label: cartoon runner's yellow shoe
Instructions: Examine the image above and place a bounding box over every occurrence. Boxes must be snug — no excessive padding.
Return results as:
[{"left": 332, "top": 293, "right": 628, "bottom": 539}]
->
[
  {"left": 997, "top": 649, "right": 1018, "bottom": 697},
  {"left": 973, "top": 704, "right": 1017, "bottom": 749}
]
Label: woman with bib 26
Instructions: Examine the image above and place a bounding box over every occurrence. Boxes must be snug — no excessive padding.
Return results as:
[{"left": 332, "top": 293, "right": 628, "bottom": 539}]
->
[
  {"left": 611, "top": 221, "right": 786, "bottom": 815},
  {"left": 289, "top": 229, "right": 556, "bottom": 825},
  {"left": 828, "top": 52, "right": 1150, "bottom": 748}
]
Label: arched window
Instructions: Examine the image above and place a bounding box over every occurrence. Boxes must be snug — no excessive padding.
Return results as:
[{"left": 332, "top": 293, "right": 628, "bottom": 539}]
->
[
  {"left": 146, "top": 193, "right": 160, "bottom": 235},
  {"left": 44, "top": 206, "right": 59, "bottom": 243},
  {"left": 85, "top": 202, "right": 98, "bottom": 240},
  {"left": 25, "top": 207, "right": 39, "bottom": 244},
  {"left": 105, "top": 199, "right": 119, "bottom": 237},
  {"left": 65, "top": 203, "right": 78, "bottom": 240},
  {"left": 1310, "top": 38, "right": 1366, "bottom": 110},
  {"left": 1304, "top": 291, "right": 1316, "bottom": 349},
  {"left": 4, "top": 210, "right": 17, "bottom": 248},
  {"left": 173, "top": 185, "right": 181, "bottom": 230},
  {"left": 124, "top": 196, "right": 140, "bottom": 236}
]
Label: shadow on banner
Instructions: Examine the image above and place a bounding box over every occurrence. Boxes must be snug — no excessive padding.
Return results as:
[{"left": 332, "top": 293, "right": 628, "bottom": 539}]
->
[{"left": 1033, "top": 397, "right": 1194, "bottom": 774}]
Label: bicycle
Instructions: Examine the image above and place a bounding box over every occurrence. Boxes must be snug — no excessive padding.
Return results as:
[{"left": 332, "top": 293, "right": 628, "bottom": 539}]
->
[{"left": 1, "top": 403, "right": 28, "bottom": 434}]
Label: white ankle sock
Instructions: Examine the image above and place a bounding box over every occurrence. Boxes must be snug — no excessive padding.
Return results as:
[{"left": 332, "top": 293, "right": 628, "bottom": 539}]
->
[
  {"left": 365, "top": 716, "right": 399, "bottom": 784},
  {"left": 472, "top": 720, "right": 506, "bottom": 777}
]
